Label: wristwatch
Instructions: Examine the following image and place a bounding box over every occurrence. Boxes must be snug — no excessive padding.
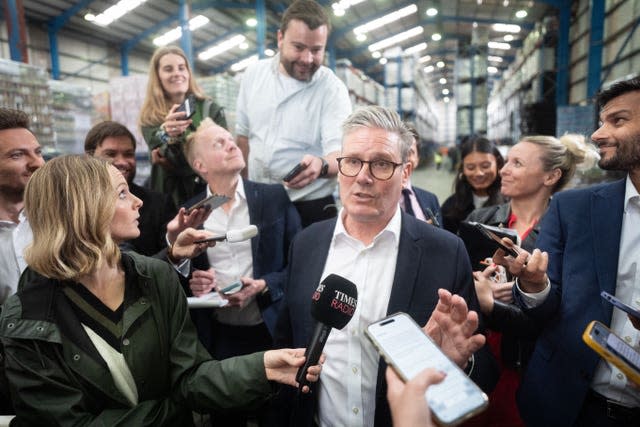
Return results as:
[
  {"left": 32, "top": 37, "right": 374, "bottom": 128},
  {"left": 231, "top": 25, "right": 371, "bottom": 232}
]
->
[{"left": 318, "top": 156, "right": 329, "bottom": 178}]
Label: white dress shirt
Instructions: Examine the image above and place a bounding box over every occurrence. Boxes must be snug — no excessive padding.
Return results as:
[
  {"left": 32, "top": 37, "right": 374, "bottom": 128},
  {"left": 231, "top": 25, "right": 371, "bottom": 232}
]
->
[
  {"left": 317, "top": 207, "right": 401, "bottom": 427},
  {"left": 203, "top": 179, "right": 262, "bottom": 326},
  {"left": 0, "top": 211, "right": 31, "bottom": 303},
  {"left": 235, "top": 54, "right": 351, "bottom": 202}
]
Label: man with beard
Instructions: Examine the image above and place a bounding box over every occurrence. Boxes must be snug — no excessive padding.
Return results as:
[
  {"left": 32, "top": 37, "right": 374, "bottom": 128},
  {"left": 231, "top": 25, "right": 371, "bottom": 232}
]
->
[
  {"left": 499, "top": 76, "right": 640, "bottom": 426},
  {"left": 84, "top": 121, "right": 176, "bottom": 256},
  {"left": 235, "top": 0, "right": 351, "bottom": 227},
  {"left": 0, "top": 108, "right": 44, "bottom": 304}
]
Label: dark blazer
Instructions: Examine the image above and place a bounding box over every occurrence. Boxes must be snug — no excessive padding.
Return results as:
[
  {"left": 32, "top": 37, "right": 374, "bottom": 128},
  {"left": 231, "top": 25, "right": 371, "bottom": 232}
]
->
[
  {"left": 274, "top": 212, "right": 497, "bottom": 426},
  {"left": 188, "top": 179, "right": 301, "bottom": 338},
  {"left": 123, "top": 182, "right": 176, "bottom": 256},
  {"left": 411, "top": 185, "right": 442, "bottom": 227},
  {"left": 515, "top": 179, "right": 625, "bottom": 426}
]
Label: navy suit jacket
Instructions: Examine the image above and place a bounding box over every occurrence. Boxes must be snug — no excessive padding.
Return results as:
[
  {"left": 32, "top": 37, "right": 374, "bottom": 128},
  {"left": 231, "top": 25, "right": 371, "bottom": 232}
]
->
[
  {"left": 515, "top": 179, "right": 625, "bottom": 426},
  {"left": 187, "top": 179, "right": 301, "bottom": 338},
  {"left": 411, "top": 185, "right": 442, "bottom": 226},
  {"left": 274, "top": 212, "right": 496, "bottom": 426}
]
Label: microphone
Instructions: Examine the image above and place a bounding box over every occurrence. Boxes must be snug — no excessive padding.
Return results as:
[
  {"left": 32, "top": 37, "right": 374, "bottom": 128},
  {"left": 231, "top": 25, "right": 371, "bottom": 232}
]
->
[
  {"left": 295, "top": 274, "right": 358, "bottom": 390},
  {"left": 193, "top": 225, "right": 258, "bottom": 244}
]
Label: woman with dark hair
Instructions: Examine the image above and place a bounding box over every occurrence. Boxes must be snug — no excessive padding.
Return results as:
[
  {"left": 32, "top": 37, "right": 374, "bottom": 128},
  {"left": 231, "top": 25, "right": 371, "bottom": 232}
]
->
[{"left": 440, "top": 136, "right": 505, "bottom": 234}]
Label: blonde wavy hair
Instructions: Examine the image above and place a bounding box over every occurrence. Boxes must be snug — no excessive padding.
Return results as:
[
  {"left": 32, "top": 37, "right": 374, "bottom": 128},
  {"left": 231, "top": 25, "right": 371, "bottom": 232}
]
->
[
  {"left": 520, "top": 134, "right": 599, "bottom": 193},
  {"left": 24, "top": 155, "right": 120, "bottom": 280},
  {"left": 139, "top": 46, "right": 208, "bottom": 127}
]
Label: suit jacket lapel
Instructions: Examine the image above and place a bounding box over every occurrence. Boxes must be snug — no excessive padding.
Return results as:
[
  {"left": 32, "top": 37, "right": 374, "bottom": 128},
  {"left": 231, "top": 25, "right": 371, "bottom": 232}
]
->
[
  {"left": 243, "top": 180, "right": 261, "bottom": 264},
  {"left": 386, "top": 214, "right": 422, "bottom": 314}
]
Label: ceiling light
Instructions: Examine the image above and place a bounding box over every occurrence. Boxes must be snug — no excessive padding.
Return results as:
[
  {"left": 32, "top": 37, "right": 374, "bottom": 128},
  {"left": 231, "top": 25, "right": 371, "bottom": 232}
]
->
[
  {"left": 503, "top": 0, "right": 509, "bottom": 6},
  {"left": 198, "top": 34, "right": 246, "bottom": 60},
  {"left": 239, "top": 42, "right": 249, "bottom": 49},
  {"left": 504, "top": 34, "right": 514, "bottom": 42},
  {"left": 477, "top": 0, "right": 483, "bottom": 4},
  {"left": 472, "top": 22, "right": 478, "bottom": 28},
  {"left": 354, "top": 4, "right": 417, "bottom": 35},
  {"left": 333, "top": 8, "right": 345, "bottom": 17},
  {"left": 231, "top": 55, "right": 258, "bottom": 72},
  {"left": 404, "top": 42, "right": 427, "bottom": 55},
  {"left": 492, "top": 23, "right": 521, "bottom": 33},
  {"left": 419, "top": 55, "right": 431, "bottom": 63},
  {"left": 246, "top": 18, "right": 257, "bottom": 27},
  {"left": 515, "top": 10, "right": 528, "bottom": 18},
  {"left": 426, "top": 8, "right": 438, "bottom": 17},
  {"left": 436, "top": 61, "right": 445, "bottom": 68},
  {"left": 380, "top": 57, "right": 388, "bottom": 65},
  {"left": 424, "top": 65, "right": 435, "bottom": 73},
  {"left": 368, "top": 26, "right": 423, "bottom": 52},
  {"left": 265, "top": 48, "right": 275, "bottom": 57},
  {"left": 444, "top": 96, "right": 450, "bottom": 103},
  {"left": 488, "top": 66, "right": 498, "bottom": 73},
  {"left": 442, "top": 88, "right": 450, "bottom": 95},
  {"left": 356, "top": 33, "right": 367, "bottom": 42},
  {"left": 488, "top": 41, "right": 511, "bottom": 50},
  {"left": 153, "top": 15, "right": 210, "bottom": 46},
  {"left": 372, "top": 51, "right": 382, "bottom": 58},
  {"left": 332, "top": 0, "right": 366, "bottom": 11},
  {"left": 91, "top": 0, "right": 148, "bottom": 26},
  {"left": 84, "top": 13, "right": 96, "bottom": 22},
  {"left": 439, "top": 77, "right": 447, "bottom": 84},
  {"left": 488, "top": 55, "right": 504, "bottom": 62},
  {"left": 431, "top": 33, "right": 442, "bottom": 41}
]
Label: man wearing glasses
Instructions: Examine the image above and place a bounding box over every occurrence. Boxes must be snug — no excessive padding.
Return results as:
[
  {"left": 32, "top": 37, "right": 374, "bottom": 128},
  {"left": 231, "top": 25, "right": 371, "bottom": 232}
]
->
[{"left": 273, "top": 106, "right": 495, "bottom": 426}]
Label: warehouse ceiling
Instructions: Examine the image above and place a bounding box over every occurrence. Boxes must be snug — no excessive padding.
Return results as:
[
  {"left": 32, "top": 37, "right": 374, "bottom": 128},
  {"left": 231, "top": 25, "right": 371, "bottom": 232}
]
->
[{"left": 19, "top": 0, "right": 555, "bottom": 86}]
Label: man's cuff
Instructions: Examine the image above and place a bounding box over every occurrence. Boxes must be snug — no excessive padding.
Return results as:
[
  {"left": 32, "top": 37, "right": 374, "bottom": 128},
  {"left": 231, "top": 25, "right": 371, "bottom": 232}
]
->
[{"left": 514, "top": 277, "right": 551, "bottom": 309}]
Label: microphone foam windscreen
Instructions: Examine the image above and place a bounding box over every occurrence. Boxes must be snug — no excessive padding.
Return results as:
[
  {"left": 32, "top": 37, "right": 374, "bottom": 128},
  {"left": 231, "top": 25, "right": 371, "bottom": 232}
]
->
[
  {"left": 226, "top": 225, "right": 258, "bottom": 243},
  {"left": 310, "top": 274, "right": 358, "bottom": 329}
]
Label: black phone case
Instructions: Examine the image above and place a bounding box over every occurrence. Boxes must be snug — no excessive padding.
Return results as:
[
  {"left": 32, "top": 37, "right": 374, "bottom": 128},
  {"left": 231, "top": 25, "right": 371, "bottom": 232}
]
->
[{"left": 283, "top": 163, "right": 305, "bottom": 182}]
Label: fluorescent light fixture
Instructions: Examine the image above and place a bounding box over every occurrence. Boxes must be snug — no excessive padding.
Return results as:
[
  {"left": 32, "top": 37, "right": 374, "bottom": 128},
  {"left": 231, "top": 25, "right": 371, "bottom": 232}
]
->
[
  {"left": 231, "top": 55, "right": 258, "bottom": 72},
  {"left": 334, "top": 8, "right": 345, "bottom": 16},
  {"left": 442, "top": 88, "right": 450, "bottom": 95},
  {"left": 332, "top": 0, "right": 366, "bottom": 10},
  {"left": 379, "top": 57, "right": 388, "bottom": 65},
  {"left": 426, "top": 8, "right": 438, "bottom": 17},
  {"left": 488, "top": 66, "right": 498, "bottom": 74},
  {"left": 404, "top": 42, "right": 427, "bottom": 55},
  {"left": 503, "top": 0, "right": 509, "bottom": 6},
  {"left": 88, "top": 0, "right": 148, "bottom": 26},
  {"left": 372, "top": 51, "right": 382, "bottom": 58},
  {"left": 504, "top": 34, "right": 514, "bottom": 42},
  {"left": 239, "top": 42, "right": 249, "bottom": 50},
  {"left": 424, "top": 65, "right": 435, "bottom": 73},
  {"left": 444, "top": 96, "right": 450, "bottom": 103},
  {"left": 492, "top": 23, "right": 521, "bottom": 33},
  {"left": 439, "top": 77, "right": 447, "bottom": 84},
  {"left": 488, "top": 55, "right": 503, "bottom": 62},
  {"left": 368, "top": 26, "right": 423, "bottom": 52},
  {"left": 153, "top": 15, "right": 210, "bottom": 46},
  {"left": 436, "top": 60, "right": 445, "bottom": 68},
  {"left": 246, "top": 18, "right": 257, "bottom": 27},
  {"left": 356, "top": 33, "right": 367, "bottom": 42},
  {"left": 515, "top": 10, "right": 528, "bottom": 18},
  {"left": 198, "top": 34, "right": 247, "bottom": 60},
  {"left": 419, "top": 55, "right": 431, "bottom": 63},
  {"left": 354, "top": 4, "right": 417, "bottom": 35},
  {"left": 472, "top": 22, "right": 478, "bottom": 28},
  {"left": 431, "top": 33, "right": 442, "bottom": 41},
  {"left": 265, "top": 48, "right": 275, "bottom": 57},
  {"left": 488, "top": 41, "right": 511, "bottom": 50}
]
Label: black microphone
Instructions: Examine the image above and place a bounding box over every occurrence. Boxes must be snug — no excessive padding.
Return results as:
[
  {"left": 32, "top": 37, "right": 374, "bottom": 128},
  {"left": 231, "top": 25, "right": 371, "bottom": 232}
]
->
[{"left": 295, "top": 274, "right": 358, "bottom": 390}]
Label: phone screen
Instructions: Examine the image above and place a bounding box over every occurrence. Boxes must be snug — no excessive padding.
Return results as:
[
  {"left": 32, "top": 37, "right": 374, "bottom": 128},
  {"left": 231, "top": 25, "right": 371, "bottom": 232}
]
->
[
  {"left": 585, "top": 321, "right": 640, "bottom": 385},
  {"left": 366, "top": 313, "right": 487, "bottom": 426}
]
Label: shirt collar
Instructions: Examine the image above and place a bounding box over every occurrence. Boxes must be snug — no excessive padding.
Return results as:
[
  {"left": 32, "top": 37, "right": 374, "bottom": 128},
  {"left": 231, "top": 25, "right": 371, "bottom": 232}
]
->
[
  {"left": 333, "top": 205, "right": 402, "bottom": 246},
  {"left": 623, "top": 175, "right": 640, "bottom": 212},
  {"left": 207, "top": 176, "right": 246, "bottom": 202}
]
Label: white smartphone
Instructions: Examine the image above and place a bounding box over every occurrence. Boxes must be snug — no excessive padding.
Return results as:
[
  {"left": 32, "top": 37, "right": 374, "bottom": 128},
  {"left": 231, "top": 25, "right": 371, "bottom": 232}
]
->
[
  {"left": 583, "top": 320, "right": 640, "bottom": 385},
  {"left": 366, "top": 312, "right": 488, "bottom": 426}
]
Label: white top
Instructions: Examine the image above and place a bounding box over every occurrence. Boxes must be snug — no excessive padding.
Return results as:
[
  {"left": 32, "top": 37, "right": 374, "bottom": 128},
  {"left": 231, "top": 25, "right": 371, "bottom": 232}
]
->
[
  {"left": 317, "top": 207, "right": 401, "bottom": 427},
  {"left": 203, "top": 179, "right": 262, "bottom": 326},
  {"left": 472, "top": 193, "right": 489, "bottom": 209},
  {"left": 592, "top": 175, "right": 640, "bottom": 406},
  {"left": 0, "top": 211, "right": 31, "bottom": 303},
  {"left": 235, "top": 55, "right": 352, "bottom": 202}
]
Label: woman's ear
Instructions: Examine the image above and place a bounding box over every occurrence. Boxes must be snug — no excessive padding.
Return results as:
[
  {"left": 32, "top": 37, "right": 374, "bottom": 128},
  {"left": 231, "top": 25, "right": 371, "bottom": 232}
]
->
[{"left": 544, "top": 167, "right": 562, "bottom": 187}]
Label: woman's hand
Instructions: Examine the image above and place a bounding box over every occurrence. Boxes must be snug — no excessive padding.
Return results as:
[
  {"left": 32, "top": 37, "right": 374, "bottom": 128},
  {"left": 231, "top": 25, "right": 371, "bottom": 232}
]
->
[
  {"left": 493, "top": 244, "right": 549, "bottom": 293},
  {"left": 189, "top": 268, "right": 216, "bottom": 297},
  {"left": 162, "top": 104, "right": 193, "bottom": 139},
  {"left": 473, "top": 267, "right": 496, "bottom": 315},
  {"left": 264, "top": 349, "right": 324, "bottom": 393},
  {"left": 386, "top": 367, "right": 444, "bottom": 427},
  {"left": 166, "top": 207, "right": 213, "bottom": 244},
  {"left": 170, "top": 227, "right": 216, "bottom": 261}
]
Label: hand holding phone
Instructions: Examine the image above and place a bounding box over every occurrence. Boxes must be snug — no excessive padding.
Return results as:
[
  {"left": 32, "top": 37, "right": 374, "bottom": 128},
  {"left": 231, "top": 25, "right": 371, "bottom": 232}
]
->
[
  {"left": 283, "top": 163, "right": 306, "bottom": 182},
  {"left": 472, "top": 222, "right": 521, "bottom": 258},
  {"left": 176, "top": 94, "right": 196, "bottom": 119},
  {"left": 219, "top": 280, "right": 243, "bottom": 295},
  {"left": 583, "top": 320, "right": 640, "bottom": 385},
  {"left": 601, "top": 291, "right": 640, "bottom": 319},
  {"left": 186, "top": 194, "right": 230, "bottom": 214},
  {"left": 366, "top": 312, "right": 488, "bottom": 426}
]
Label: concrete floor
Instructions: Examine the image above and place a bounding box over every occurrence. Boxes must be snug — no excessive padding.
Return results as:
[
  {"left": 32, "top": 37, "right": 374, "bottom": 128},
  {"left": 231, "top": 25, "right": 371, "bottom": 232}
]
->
[{"left": 411, "top": 161, "right": 457, "bottom": 206}]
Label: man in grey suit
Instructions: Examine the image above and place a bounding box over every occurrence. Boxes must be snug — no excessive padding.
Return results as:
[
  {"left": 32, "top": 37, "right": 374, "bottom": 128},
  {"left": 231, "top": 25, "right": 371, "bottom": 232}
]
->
[{"left": 274, "top": 106, "right": 496, "bottom": 427}]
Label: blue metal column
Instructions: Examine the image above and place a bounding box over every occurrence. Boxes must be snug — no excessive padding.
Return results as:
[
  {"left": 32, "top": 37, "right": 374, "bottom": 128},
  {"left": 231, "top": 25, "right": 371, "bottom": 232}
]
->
[
  {"left": 555, "top": 0, "right": 570, "bottom": 105},
  {"left": 256, "top": 0, "right": 266, "bottom": 58},
  {"left": 120, "top": 47, "right": 130, "bottom": 76},
  {"left": 48, "top": 23, "right": 60, "bottom": 79},
  {"left": 587, "top": 0, "right": 605, "bottom": 98},
  {"left": 179, "top": 0, "right": 193, "bottom": 65},
  {"left": 6, "top": 0, "right": 22, "bottom": 62}
]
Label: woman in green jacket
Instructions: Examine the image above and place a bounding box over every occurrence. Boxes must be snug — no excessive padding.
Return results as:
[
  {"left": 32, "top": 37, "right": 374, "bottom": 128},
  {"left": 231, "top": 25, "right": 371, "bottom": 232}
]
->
[
  {"left": 0, "top": 155, "right": 319, "bottom": 425},
  {"left": 139, "top": 46, "right": 226, "bottom": 206}
]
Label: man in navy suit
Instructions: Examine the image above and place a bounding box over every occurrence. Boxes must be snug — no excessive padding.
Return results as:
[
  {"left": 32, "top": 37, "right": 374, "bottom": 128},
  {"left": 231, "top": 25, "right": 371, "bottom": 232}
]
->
[
  {"left": 504, "top": 77, "right": 640, "bottom": 426},
  {"left": 182, "top": 118, "right": 301, "bottom": 426},
  {"left": 274, "top": 106, "right": 495, "bottom": 427}
]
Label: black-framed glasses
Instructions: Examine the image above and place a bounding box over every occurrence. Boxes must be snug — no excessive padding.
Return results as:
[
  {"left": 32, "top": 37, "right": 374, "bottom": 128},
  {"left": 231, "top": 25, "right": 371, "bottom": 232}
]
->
[{"left": 336, "top": 157, "right": 403, "bottom": 181}]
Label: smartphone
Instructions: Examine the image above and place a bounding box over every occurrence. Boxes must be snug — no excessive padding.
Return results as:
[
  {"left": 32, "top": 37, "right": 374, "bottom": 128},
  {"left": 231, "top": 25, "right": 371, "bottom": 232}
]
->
[
  {"left": 582, "top": 320, "right": 640, "bottom": 385},
  {"left": 283, "top": 163, "right": 306, "bottom": 182},
  {"left": 193, "top": 235, "right": 226, "bottom": 244},
  {"left": 176, "top": 94, "right": 196, "bottom": 119},
  {"left": 366, "top": 312, "right": 488, "bottom": 426},
  {"left": 220, "top": 280, "right": 243, "bottom": 295},
  {"left": 601, "top": 291, "right": 640, "bottom": 319},
  {"left": 471, "top": 222, "right": 520, "bottom": 258},
  {"left": 185, "top": 194, "right": 229, "bottom": 214}
]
